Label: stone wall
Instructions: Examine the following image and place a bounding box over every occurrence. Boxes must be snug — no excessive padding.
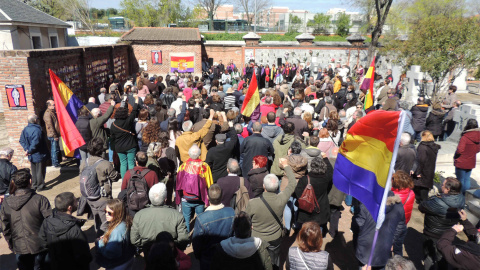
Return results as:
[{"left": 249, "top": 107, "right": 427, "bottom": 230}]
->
[
  {"left": 131, "top": 43, "right": 202, "bottom": 76},
  {"left": 0, "top": 45, "right": 130, "bottom": 167}
]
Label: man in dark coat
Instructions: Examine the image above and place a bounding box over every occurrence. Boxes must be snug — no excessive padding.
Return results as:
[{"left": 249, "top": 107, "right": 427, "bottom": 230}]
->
[
  {"left": 0, "top": 147, "right": 17, "bottom": 208},
  {"left": 240, "top": 122, "right": 274, "bottom": 179},
  {"left": 19, "top": 114, "right": 49, "bottom": 191},
  {"left": 279, "top": 107, "right": 309, "bottom": 140},
  {"left": 426, "top": 103, "right": 446, "bottom": 141},
  {"left": 75, "top": 107, "right": 92, "bottom": 168},
  {"left": 217, "top": 159, "right": 250, "bottom": 207},
  {"left": 39, "top": 192, "right": 91, "bottom": 270},
  {"left": 419, "top": 177, "right": 465, "bottom": 269},
  {"left": 410, "top": 97, "right": 429, "bottom": 142},
  {"left": 394, "top": 133, "right": 416, "bottom": 173},
  {"left": 0, "top": 169, "right": 51, "bottom": 269},
  {"left": 352, "top": 191, "right": 406, "bottom": 269},
  {"left": 205, "top": 129, "right": 238, "bottom": 183}
]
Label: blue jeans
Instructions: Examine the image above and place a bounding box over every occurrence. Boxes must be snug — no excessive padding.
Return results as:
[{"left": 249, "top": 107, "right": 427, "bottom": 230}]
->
[
  {"left": 16, "top": 251, "right": 47, "bottom": 270},
  {"left": 108, "top": 141, "right": 114, "bottom": 162},
  {"left": 413, "top": 131, "right": 422, "bottom": 143},
  {"left": 456, "top": 167, "right": 472, "bottom": 194},
  {"left": 283, "top": 197, "right": 298, "bottom": 231},
  {"left": 182, "top": 200, "right": 205, "bottom": 232},
  {"left": 117, "top": 147, "right": 136, "bottom": 178},
  {"left": 48, "top": 137, "right": 60, "bottom": 166}
]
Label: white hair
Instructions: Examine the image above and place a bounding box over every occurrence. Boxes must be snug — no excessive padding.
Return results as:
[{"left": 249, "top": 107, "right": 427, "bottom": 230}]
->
[
  {"left": 188, "top": 144, "right": 201, "bottom": 159},
  {"left": 263, "top": 174, "right": 279, "bottom": 192},
  {"left": 149, "top": 183, "right": 167, "bottom": 206},
  {"left": 182, "top": 120, "right": 193, "bottom": 132},
  {"left": 88, "top": 97, "right": 95, "bottom": 103},
  {"left": 400, "top": 133, "right": 411, "bottom": 146},
  {"left": 0, "top": 147, "right": 14, "bottom": 157},
  {"left": 146, "top": 142, "right": 161, "bottom": 158},
  {"left": 293, "top": 107, "right": 303, "bottom": 116},
  {"left": 227, "top": 158, "right": 240, "bottom": 174},
  {"left": 27, "top": 114, "right": 38, "bottom": 124},
  {"left": 91, "top": 108, "right": 101, "bottom": 118}
]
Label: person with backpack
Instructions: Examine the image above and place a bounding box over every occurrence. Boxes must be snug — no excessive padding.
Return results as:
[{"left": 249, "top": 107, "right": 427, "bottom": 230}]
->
[
  {"left": 120, "top": 151, "right": 159, "bottom": 216},
  {"left": 192, "top": 184, "right": 235, "bottom": 270},
  {"left": 216, "top": 159, "right": 250, "bottom": 209},
  {"left": 80, "top": 137, "right": 120, "bottom": 236},
  {"left": 39, "top": 192, "right": 91, "bottom": 270}
]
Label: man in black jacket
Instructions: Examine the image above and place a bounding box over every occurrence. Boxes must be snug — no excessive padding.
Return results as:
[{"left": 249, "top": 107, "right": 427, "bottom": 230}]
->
[
  {"left": 0, "top": 168, "right": 51, "bottom": 270},
  {"left": 240, "top": 122, "right": 274, "bottom": 180},
  {"left": 205, "top": 129, "right": 238, "bottom": 182},
  {"left": 0, "top": 147, "right": 17, "bottom": 209},
  {"left": 410, "top": 97, "right": 429, "bottom": 142},
  {"left": 39, "top": 192, "right": 91, "bottom": 270}
]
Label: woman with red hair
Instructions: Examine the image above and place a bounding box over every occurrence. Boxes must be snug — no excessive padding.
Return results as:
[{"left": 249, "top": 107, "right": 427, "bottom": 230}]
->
[{"left": 247, "top": 155, "right": 269, "bottom": 198}]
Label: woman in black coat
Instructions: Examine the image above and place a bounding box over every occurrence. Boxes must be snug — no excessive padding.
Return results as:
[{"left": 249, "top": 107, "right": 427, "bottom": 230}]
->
[
  {"left": 426, "top": 103, "right": 446, "bottom": 141},
  {"left": 294, "top": 156, "right": 333, "bottom": 234},
  {"left": 75, "top": 107, "right": 92, "bottom": 168},
  {"left": 414, "top": 130, "right": 441, "bottom": 203}
]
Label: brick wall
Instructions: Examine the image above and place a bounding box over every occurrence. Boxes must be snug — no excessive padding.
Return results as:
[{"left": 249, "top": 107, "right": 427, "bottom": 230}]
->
[
  {"left": 204, "top": 45, "right": 243, "bottom": 68},
  {"left": 0, "top": 45, "right": 130, "bottom": 167},
  {"left": 131, "top": 42, "right": 202, "bottom": 77}
]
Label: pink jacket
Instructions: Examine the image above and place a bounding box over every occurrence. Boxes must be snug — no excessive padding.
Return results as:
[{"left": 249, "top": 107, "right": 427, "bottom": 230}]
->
[{"left": 138, "top": 85, "right": 150, "bottom": 98}]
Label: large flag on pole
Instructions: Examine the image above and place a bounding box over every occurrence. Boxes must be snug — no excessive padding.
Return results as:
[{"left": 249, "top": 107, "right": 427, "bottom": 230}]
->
[
  {"left": 49, "top": 69, "right": 85, "bottom": 157},
  {"left": 333, "top": 110, "right": 405, "bottom": 229},
  {"left": 240, "top": 74, "right": 260, "bottom": 117},
  {"left": 360, "top": 57, "right": 376, "bottom": 110}
]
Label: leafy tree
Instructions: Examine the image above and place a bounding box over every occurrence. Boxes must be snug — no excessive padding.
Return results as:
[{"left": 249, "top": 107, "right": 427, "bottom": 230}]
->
[
  {"left": 234, "top": 0, "right": 269, "bottom": 27},
  {"left": 288, "top": 15, "right": 302, "bottom": 33},
  {"left": 24, "top": 0, "right": 68, "bottom": 20},
  {"left": 389, "top": 15, "right": 480, "bottom": 100},
  {"left": 335, "top": 12, "right": 351, "bottom": 37},
  {"left": 308, "top": 13, "right": 331, "bottom": 34},
  {"left": 120, "top": 0, "right": 181, "bottom": 27},
  {"left": 193, "top": 0, "right": 227, "bottom": 31}
]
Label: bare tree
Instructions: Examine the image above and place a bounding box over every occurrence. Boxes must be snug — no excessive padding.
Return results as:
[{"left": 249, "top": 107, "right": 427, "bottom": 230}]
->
[
  {"left": 59, "top": 0, "right": 96, "bottom": 34},
  {"left": 234, "top": 0, "right": 269, "bottom": 27},
  {"left": 193, "top": 0, "right": 228, "bottom": 30}
]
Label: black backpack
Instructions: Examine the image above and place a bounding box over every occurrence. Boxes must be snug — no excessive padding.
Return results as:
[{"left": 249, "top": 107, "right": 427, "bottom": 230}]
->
[
  {"left": 79, "top": 159, "right": 103, "bottom": 200},
  {"left": 126, "top": 169, "right": 151, "bottom": 211}
]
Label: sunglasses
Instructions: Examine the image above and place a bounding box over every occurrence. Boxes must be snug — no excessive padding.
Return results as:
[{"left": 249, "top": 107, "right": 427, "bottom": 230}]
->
[{"left": 105, "top": 210, "right": 114, "bottom": 216}]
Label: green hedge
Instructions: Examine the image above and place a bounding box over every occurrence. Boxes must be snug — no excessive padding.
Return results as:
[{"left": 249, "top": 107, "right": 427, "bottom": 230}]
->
[{"left": 203, "top": 33, "right": 244, "bottom": 41}]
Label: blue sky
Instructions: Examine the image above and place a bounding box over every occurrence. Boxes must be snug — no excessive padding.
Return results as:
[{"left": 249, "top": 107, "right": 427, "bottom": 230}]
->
[{"left": 90, "top": 0, "right": 354, "bottom": 13}]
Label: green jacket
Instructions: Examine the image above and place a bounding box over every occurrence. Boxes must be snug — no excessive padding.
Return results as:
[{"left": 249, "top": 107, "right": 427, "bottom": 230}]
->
[
  {"left": 130, "top": 205, "right": 189, "bottom": 248},
  {"left": 246, "top": 166, "right": 296, "bottom": 242},
  {"left": 271, "top": 134, "right": 305, "bottom": 176},
  {"left": 90, "top": 105, "right": 114, "bottom": 149}
]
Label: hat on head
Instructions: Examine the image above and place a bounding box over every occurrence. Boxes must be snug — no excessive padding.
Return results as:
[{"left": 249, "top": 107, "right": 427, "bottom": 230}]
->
[
  {"left": 226, "top": 87, "right": 234, "bottom": 94},
  {"left": 215, "top": 134, "right": 226, "bottom": 143},
  {"left": 149, "top": 77, "right": 155, "bottom": 81}
]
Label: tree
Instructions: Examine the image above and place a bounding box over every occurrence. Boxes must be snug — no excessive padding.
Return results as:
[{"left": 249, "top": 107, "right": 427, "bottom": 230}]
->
[
  {"left": 23, "top": 0, "right": 67, "bottom": 20},
  {"left": 308, "top": 13, "right": 331, "bottom": 34},
  {"left": 58, "top": 0, "right": 96, "bottom": 34},
  {"left": 288, "top": 15, "right": 302, "bottom": 33},
  {"left": 345, "top": 0, "right": 375, "bottom": 33},
  {"left": 335, "top": 12, "right": 351, "bottom": 37},
  {"left": 234, "top": 0, "right": 269, "bottom": 27},
  {"left": 121, "top": 0, "right": 181, "bottom": 27},
  {"left": 368, "top": 0, "right": 394, "bottom": 63},
  {"left": 192, "top": 0, "right": 227, "bottom": 31},
  {"left": 391, "top": 15, "right": 480, "bottom": 100}
]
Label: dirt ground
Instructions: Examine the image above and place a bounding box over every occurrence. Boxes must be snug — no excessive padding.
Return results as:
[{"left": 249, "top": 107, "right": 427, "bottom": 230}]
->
[{"left": 0, "top": 163, "right": 440, "bottom": 270}]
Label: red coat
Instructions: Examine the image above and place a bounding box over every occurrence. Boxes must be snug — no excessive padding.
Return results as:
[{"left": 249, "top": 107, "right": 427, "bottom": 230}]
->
[
  {"left": 392, "top": 188, "right": 415, "bottom": 224},
  {"left": 454, "top": 129, "right": 480, "bottom": 170}
]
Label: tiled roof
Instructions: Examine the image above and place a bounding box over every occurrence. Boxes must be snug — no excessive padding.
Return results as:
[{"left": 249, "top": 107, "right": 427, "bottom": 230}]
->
[
  {"left": 0, "top": 0, "right": 70, "bottom": 27},
  {"left": 121, "top": 27, "right": 201, "bottom": 42}
]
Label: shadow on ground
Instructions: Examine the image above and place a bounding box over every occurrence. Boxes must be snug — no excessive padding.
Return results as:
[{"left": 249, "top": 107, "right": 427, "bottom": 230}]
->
[
  {"left": 325, "top": 232, "right": 357, "bottom": 270},
  {"left": 404, "top": 227, "right": 425, "bottom": 270}
]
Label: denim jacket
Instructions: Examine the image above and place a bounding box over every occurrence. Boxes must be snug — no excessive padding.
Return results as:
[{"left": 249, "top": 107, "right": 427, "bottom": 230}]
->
[{"left": 192, "top": 204, "right": 235, "bottom": 269}]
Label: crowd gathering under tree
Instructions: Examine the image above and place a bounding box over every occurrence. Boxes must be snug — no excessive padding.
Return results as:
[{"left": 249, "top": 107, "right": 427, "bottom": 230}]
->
[{"left": 0, "top": 57, "right": 479, "bottom": 270}]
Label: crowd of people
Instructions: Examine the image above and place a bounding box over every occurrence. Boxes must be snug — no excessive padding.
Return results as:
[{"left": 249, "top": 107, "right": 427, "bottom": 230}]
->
[{"left": 0, "top": 58, "right": 480, "bottom": 270}]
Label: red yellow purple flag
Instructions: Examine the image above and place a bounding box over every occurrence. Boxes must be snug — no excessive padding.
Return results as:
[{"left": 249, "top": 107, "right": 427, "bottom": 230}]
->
[
  {"left": 241, "top": 73, "right": 260, "bottom": 117},
  {"left": 360, "top": 57, "right": 376, "bottom": 110},
  {"left": 49, "top": 69, "right": 85, "bottom": 157}
]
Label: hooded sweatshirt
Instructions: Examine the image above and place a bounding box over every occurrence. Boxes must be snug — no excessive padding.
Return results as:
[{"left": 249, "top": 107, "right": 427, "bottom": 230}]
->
[
  {"left": 261, "top": 124, "right": 284, "bottom": 144},
  {"left": 300, "top": 146, "right": 323, "bottom": 170},
  {"left": 211, "top": 236, "right": 272, "bottom": 270},
  {"left": 39, "top": 209, "right": 91, "bottom": 270},
  {"left": 271, "top": 134, "right": 305, "bottom": 176}
]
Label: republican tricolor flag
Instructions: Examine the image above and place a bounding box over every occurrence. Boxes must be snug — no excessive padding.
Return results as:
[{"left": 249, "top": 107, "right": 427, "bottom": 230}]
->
[
  {"left": 49, "top": 69, "right": 85, "bottom": 157},
  {"left": 360, "top": 57, "right": 376, "bottom": 111},
  {"left": 240, "top": 73, "right": 260, "bottom": 117},
  {"left": 333, "top": 110, "right": 405, "bottom": 229}
]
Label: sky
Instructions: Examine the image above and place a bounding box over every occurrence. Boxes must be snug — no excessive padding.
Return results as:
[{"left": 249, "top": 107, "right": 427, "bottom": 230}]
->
[{"left": 89, "top": 0, "right": 354, "bottom": 13}]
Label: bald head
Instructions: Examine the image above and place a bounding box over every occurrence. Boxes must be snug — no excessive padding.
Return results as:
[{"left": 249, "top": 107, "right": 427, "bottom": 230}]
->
[
  {"left": 88, "top": 97, "right": 95, "bottom": 103},
  {"left": 252, "top": 122, "right": 262, "bottom": 133}
]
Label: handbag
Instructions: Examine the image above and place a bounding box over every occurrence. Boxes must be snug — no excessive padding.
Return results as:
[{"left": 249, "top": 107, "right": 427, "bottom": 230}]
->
[
  {"left": 260, "top": 195, "right": 285, "bottom": 237},
  {"left": 298, "top": 175, "right": 321, "bottom": 214}
]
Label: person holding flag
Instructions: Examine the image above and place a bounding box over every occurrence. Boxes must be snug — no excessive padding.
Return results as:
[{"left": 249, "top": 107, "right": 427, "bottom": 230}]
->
[
  {"left": 333, "top": 109, "right": 407, "bottom": 268},
  {"left": 241, "top": 62, "right": 261, "bottom": 121},
  {"left": 360, "top": 57, "right": 376, "bottom": 112}
]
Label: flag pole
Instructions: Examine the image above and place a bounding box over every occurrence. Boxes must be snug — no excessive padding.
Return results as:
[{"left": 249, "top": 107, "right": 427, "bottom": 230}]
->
[{"left": 366, "top": 110, "right": 406, "bottom": 268}]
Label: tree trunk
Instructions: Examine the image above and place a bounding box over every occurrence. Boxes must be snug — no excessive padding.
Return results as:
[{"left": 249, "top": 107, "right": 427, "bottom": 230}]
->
[
  {"left": 209, "top": 12, "right": 214, "bottom": 31},
  {"left": 368, "top": 29, "right": 381, "bottom": 64}
]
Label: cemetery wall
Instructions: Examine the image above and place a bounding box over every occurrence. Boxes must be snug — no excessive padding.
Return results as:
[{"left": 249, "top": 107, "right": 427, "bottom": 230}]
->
[{"left": 0, "top": 45, "right": 130, "bottom": 167}]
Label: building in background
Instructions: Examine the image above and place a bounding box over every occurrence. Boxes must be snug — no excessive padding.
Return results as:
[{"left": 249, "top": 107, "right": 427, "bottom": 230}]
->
[{"left": 0, "top": 0, "right": 70, "bottom": 50}]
